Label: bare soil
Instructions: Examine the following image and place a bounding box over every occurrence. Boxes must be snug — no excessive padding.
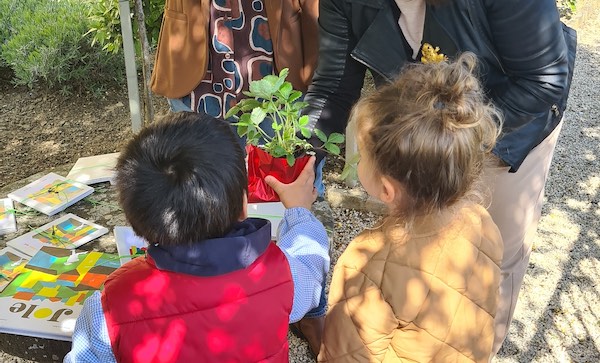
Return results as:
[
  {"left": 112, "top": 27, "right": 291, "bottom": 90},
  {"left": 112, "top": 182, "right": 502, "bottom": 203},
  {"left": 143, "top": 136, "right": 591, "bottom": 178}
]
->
[{"left": 0, "top": 69, "right": 167, "bottom": 188}]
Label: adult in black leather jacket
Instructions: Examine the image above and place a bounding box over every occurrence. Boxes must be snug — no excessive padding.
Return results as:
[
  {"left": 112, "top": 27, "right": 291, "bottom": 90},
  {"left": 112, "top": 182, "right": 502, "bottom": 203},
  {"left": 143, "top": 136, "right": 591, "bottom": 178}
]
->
[
  {"left": 305, "top": 0, "right": 576, "bottom": 357},
  {"left": 305, "top": 0, "right": 574, "bottom": 171}
]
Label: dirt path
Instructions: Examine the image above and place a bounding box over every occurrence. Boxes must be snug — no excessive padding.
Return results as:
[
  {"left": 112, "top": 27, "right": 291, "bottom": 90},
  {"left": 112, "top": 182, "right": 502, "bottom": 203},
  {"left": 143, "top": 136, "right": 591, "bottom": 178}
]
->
[{"left": 0, "top": 82, "right": 172, "bottom": 189}]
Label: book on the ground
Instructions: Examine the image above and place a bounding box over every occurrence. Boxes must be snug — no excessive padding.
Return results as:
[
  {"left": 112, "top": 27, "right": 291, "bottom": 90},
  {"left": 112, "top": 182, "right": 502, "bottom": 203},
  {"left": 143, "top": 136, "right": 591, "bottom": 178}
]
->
[
  {"left": 247, "top": 202, "right": 286, "bottom": 240},
  {"left": 66, "top": 152, "right": 120, "bottom": 185},
  {"left": 0, "top": 247, "right": 30, "bottom": 293},
  {"left": 6, "top": 214, "right": 108, "bottom": 257},
  {"left": 0, "top": 246, "right": 120, "bottom": 341},
  {"left": 113, "top": 226, "right": 148, "bottom": 265},
  {"left": 7, "top": 173, "right": 94, "bottom": 216},
  {"left": 0, "top": 198, "right": 17, "bottom": 235}
]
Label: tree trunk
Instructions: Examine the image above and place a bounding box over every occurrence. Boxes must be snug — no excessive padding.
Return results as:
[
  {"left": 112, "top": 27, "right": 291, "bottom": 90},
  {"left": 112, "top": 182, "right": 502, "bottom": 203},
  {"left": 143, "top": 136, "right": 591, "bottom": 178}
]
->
[{"left": 133, "top": 0, "right": 154, "bottom": 124}]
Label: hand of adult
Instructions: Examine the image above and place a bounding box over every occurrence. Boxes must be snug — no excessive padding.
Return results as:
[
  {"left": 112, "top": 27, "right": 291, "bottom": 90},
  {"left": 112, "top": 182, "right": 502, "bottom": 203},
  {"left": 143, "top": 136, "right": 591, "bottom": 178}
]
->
[{"left": 265, "top": 156, "right": 317, "bottom": 210}]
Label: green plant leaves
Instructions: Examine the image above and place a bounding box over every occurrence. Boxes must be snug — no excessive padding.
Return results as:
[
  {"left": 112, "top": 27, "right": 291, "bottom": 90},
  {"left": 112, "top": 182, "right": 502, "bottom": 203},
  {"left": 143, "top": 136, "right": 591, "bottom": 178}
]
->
[
  {"left": 239, "top": 99, "right": 261, "bottom": 112},
  {"left": 250, "top": 108, "right": 267, "bottom": 126},
  {"left": 225, "top": 68, "right": 347, "bottom": 166},
  {"left": 272, "top": 146, "right": 288, "bottom": 158},
  {"left": 279, "top": 82, "right": 293, "bottom": 99},
  {"left": 298, "top": 115, "right": 310, "bottom": 127},
  {"left": 324, "top": 143, "right": 341, "bottom": 155},
  {"left": 300, "top": 127, "right": 312, "bottom": 139},
  {"left": 248, "top": 78, "right": 276, "bottom": 99},
  {"left": 288, "top": 90, "right": 303, "bottom": 103},
  {"left": 298, "top": 115, "right": 312, "bottom": 138},
  {"left": 327, "top": 132, "right": 345, "bottom": 144},
  {"left": 340, "top": 153, "right": 361, "bottom": 181},
  {"left": 286, "top": 154, "right": 296, "bottom": 167},
  {"left": 314, "top": 129, "right": 327, "bottom": 143}
]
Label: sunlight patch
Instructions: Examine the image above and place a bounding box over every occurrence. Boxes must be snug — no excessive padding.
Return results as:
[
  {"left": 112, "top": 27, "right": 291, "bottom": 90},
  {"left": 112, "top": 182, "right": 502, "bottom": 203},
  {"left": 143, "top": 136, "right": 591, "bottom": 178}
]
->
[
  {"left": 4, "top": 139, "right": 23, "bottom": 153},
  {"left": 577, "top": 175, "right": 599, "bottom": 196},
  {"left": 36, "top": 141, "right": 60, "bottom": 154}
]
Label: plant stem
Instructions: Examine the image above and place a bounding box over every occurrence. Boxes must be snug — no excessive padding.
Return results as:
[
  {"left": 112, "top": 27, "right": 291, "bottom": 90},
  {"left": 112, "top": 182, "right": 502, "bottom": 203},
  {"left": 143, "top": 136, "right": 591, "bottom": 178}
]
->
[{"left": 271, "top": 99, "right": 286, "bottom": 149}]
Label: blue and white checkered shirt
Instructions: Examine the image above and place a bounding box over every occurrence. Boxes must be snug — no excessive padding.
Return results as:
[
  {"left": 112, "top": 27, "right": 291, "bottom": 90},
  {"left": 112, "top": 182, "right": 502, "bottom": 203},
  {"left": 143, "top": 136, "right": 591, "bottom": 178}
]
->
[{"left": 64, "top": 207, "right": 329, "bottom": 362}]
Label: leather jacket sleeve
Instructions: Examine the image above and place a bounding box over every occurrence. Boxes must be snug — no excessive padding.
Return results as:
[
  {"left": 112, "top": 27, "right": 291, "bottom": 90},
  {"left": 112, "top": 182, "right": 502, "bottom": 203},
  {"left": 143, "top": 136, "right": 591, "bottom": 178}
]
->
[
  {"left": 302, "top": 0, "right": 367, "bottom": 136},
  {"left": 480, "top": 0, "right": 569, "bottom": 132}
]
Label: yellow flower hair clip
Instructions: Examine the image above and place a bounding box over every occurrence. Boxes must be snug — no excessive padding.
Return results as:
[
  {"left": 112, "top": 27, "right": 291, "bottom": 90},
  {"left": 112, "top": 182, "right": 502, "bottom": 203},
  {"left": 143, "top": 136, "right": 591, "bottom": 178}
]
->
[{"left": 421, "top": 43, "right": 448, "bottom": 64}]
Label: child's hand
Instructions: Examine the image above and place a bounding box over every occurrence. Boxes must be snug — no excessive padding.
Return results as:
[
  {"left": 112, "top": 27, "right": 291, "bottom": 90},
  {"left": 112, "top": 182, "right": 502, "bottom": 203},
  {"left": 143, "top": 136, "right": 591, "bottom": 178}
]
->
[{"left": 265, "top": 156, "right": 317, "bottom": 210}]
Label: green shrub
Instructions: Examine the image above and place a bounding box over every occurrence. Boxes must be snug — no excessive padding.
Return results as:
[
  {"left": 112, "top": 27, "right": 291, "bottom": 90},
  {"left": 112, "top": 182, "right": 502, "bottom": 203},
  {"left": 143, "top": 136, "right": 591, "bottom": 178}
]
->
[
  {"left": 0, "top": 0, "right": 124, "bottom": 92},
  {"left": 143, "top": 0, "right": 165, "bottom": 47},
  {"left": 87, "top": 0, "right": 164, "bottom": 55},
  {"left": 87, "top": 0, "right": 123, "bottom": 54},
  {"left": 0, "top": 1, "right": 37, "bottom": 67}
]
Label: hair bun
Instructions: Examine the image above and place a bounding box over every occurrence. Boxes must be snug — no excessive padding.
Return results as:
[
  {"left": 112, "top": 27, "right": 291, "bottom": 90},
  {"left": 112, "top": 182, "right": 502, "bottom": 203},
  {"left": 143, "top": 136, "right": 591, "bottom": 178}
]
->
[
  {"left": 423, "top": 52, "right": 487, "bottom": 130},
  {"left": 347, "top": 52, "right": 502, "bottom": 215}
]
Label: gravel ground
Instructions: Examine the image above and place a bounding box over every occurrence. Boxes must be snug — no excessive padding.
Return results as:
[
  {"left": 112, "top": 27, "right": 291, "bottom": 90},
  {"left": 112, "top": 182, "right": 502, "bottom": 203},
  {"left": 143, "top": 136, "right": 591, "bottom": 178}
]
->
[{"left": 288, "top": 2, "right": 600, "bottom": 361}]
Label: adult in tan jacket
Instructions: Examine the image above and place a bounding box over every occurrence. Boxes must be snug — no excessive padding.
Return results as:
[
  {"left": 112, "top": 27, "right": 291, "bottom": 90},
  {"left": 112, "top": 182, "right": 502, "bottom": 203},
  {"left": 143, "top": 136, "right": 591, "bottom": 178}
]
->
[
  {"left": 151, "top": 0, "right": 319, "bottom": 100},
  {"left": 318, "top": 54, "right": 504, "bottom": 362}
]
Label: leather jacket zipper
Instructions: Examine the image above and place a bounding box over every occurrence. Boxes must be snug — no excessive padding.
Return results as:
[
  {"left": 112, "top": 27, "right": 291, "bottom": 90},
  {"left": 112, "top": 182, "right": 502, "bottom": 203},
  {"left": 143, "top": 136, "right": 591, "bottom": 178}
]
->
[{"left": 350, "top": 53, "right": 393, "bottom": 83}]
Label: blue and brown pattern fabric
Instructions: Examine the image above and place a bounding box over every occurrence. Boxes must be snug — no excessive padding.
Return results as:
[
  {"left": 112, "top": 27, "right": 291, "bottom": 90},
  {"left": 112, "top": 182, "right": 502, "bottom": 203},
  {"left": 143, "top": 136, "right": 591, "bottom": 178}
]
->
[{"left": 189, "top": 0, "right": 274, "bottom": 119}]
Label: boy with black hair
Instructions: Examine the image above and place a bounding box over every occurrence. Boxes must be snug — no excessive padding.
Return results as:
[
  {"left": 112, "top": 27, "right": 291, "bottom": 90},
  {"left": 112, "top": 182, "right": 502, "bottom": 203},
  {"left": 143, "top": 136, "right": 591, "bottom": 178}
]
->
[{"left": 64, "top": 112, "right": 329, "bottom": 363}]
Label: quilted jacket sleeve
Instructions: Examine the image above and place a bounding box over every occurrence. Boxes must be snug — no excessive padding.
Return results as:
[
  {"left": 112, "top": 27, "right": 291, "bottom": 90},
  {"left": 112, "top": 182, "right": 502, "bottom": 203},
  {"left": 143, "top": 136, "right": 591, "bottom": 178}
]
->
[
  {"left": 481, "top": 0, "right": 568, "bottom": 132},
  {"left": 318, "top": 265, "right": 398, "bottom": 362}
]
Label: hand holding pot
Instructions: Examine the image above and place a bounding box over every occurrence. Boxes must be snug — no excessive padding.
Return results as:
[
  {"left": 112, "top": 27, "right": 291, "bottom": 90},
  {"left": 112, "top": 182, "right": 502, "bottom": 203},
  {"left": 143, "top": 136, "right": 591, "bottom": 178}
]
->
[{"left": 264, "top": 156, "right": 317, "bottom": 210}]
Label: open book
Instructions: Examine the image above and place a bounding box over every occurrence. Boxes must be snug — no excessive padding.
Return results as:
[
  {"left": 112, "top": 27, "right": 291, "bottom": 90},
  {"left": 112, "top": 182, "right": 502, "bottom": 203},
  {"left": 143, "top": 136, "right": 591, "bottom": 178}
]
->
[
  {"left": 247, "top": 202, "right": 285, "bottom": 240},
  {"left": 6, "top": 214, "right": 108, "bottom": 257},
  {"left": 113, "top": 226, "right": 149, "bottom": 265},
  {"left": 7, "top": 173, "right": 94, "bottom": 216},
  {"left": 66, "top": 152, "right": 120, "bottom": 185},
  {"left": 0, "top": 246, "right": 120, "bottom": 341},
  {"left": 0, "top": 198, "right": 17, "bottom": 235}
]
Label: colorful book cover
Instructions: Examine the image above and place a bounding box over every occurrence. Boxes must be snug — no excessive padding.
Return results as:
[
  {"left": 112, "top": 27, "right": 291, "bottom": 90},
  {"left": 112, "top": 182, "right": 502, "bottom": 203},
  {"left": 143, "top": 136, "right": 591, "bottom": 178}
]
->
[
  {"left": 7, "top": 173, "right": 94, "bottom": 216},
  {"left": 0, "top": 198, "right": 17, "bottom": 235},
  {"left": 6, "top": 214, "right": 108, "bottom": 257},
  {"left": 0, "top": 246, "right": 120, "bottom": 341},
  {"left": 247, "top": 202, "right": 285, "bottom": 240},
  {"left": 0, "top": 248, "right": 30, "bottom": 293},
  {"left": 113, "top": 226, "right": 148, "bottom": 265},
  {"left": 66, "top": 152, "right": 120, "bottom": 185}
]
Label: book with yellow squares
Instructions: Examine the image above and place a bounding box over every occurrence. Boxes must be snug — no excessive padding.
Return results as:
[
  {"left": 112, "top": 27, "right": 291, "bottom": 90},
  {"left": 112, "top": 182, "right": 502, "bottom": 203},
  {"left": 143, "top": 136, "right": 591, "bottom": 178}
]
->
[
  {"left": 6, "top": 214, "right": 108, "bottom": 257},
  {"left": 0, "top": 247, "right": 29, "bottom": 293},
  {"left": 0, "top": 246, "right": 119, "bottom": 340},
  {"left": 7, "top": 173, "right": 93, "bottom": 216}
]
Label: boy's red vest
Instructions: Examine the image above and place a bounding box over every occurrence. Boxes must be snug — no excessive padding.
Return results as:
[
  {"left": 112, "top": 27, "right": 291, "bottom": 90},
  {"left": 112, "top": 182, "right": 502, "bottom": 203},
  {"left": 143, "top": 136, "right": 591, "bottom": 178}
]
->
[{"left": 101, "top": 220, "right": 293, "bottom": 363}]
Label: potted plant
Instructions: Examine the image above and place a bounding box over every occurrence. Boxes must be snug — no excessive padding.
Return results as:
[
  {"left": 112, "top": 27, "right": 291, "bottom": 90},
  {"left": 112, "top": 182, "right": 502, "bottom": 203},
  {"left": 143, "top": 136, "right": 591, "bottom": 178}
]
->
[{"left": 225, "top": 68, "right": 344, "bottom": 202}]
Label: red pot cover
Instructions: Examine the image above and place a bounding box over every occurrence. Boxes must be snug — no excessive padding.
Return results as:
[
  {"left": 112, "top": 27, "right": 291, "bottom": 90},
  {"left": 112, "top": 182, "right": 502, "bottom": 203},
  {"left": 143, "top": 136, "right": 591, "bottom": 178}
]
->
[{"left": 247, "top": 145, "right": 311, "bottom": 203}]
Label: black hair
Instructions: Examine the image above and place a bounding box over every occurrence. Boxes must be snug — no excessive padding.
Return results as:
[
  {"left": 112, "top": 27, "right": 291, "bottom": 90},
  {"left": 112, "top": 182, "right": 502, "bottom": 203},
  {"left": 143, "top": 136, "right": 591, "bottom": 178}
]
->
[{"left": 115, "top": 112, "right": 247, "bottom": 246}]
